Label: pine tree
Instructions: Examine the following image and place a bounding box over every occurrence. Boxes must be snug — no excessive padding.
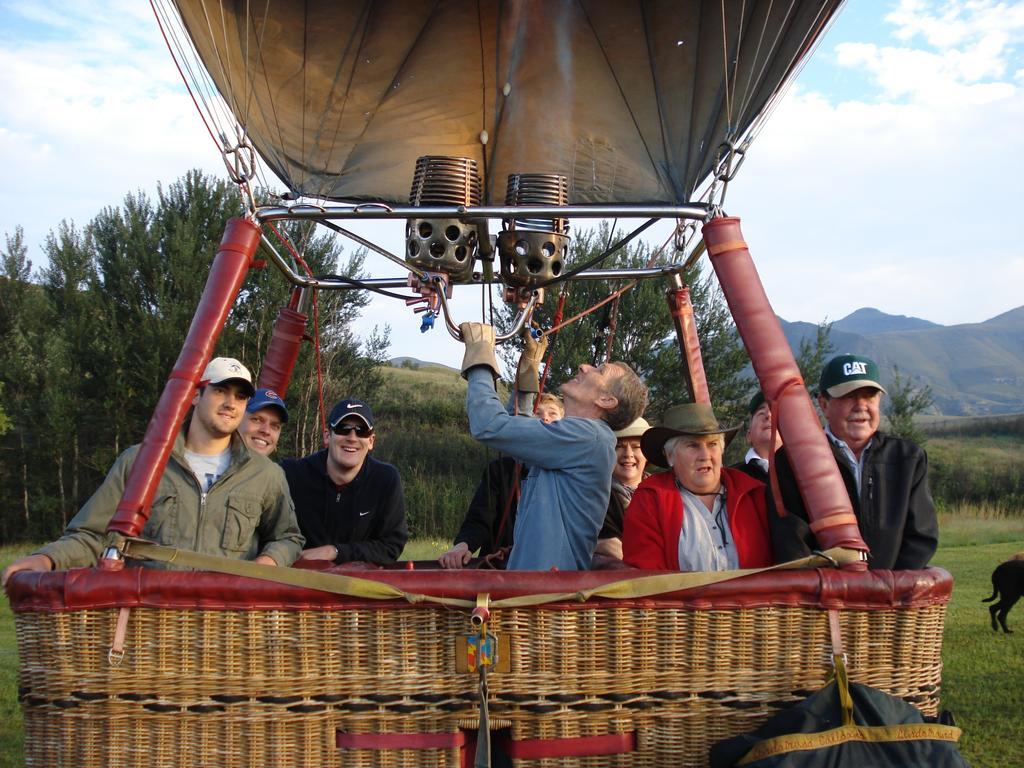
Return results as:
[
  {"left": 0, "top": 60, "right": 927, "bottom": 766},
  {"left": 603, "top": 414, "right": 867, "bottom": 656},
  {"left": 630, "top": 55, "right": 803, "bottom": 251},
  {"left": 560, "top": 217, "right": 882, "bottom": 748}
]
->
[{"left": 885, "top": 365, "right": 934, "bottom": 444}]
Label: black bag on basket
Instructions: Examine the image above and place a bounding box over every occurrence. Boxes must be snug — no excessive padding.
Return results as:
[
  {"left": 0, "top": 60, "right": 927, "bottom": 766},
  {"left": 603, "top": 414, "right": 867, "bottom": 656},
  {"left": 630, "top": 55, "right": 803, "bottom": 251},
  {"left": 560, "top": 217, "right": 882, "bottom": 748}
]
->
[{"left": 709, "top": 659, "right": 969, "bottom": 767}]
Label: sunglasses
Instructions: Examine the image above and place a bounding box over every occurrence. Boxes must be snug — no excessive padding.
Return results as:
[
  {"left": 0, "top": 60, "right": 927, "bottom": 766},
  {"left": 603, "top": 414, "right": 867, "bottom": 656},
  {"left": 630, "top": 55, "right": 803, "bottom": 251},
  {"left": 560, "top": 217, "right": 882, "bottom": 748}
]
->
[{"left": 332, "top": 423, "right": 373, "bottom": 438}]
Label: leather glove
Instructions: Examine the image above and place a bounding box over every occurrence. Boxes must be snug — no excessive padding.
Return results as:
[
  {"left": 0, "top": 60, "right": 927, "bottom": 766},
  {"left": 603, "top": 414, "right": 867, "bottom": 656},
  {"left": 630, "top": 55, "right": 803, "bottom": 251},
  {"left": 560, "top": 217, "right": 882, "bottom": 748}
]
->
[
  {"left": 515, "top": 327, "right": 548, "bottom": 393},
  {"left": 459, "top": 322, "right": 500, "bottom": 379}
]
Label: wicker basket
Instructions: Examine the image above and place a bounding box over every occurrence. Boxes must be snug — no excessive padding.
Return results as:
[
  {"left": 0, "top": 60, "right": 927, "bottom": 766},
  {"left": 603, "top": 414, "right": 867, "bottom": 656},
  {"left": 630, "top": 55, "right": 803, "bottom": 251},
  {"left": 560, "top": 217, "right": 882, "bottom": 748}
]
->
[{"left": 8, "top": 566, "right": 951, "bottom": 768}]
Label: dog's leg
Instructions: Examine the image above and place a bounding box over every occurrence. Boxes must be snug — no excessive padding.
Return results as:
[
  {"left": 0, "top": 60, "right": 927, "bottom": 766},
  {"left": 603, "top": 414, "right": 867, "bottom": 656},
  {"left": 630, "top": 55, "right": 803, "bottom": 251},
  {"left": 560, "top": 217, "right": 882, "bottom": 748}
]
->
[
  {"left": 998, "top": 595, "right": 1019, "bottom": 634},
  {"left": 998, "top": 606, "right": 1012, "bottom": 634},
  {"left": 991, "top": 603, "right": 1001, "bottom": 632}
]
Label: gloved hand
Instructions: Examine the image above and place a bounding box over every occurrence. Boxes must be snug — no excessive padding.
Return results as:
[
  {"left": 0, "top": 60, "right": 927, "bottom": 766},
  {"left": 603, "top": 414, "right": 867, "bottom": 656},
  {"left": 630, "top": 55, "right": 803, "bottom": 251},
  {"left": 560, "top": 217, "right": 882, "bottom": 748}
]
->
[
  {"left": 515, "top": 326, "right": 548, "bottom": 393},
  {"left": 459, "top": 322, "right": 500, "bottom": 379}
]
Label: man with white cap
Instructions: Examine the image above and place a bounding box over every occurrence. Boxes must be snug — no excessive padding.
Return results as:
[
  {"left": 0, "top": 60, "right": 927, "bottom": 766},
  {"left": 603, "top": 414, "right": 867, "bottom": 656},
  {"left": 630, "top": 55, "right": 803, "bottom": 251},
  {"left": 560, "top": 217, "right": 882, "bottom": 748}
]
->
[
  {"left": 282, "top": 398, "right": 408, "bottom": 565},
  {"left": 2, "top": 357, "right": 304, "bottom": 584},
  {"left": 240, "top": 387, "right": 289, "bottom": 457},
  {"left": 768, "top": 353, "right": 938, "bottom": 569}
]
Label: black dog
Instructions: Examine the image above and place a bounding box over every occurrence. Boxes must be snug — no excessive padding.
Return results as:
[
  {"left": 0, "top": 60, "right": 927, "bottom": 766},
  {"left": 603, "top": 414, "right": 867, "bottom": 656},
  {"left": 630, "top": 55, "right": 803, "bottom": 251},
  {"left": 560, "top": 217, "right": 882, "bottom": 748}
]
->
[{"left": 982, "top": 559, "right": 1024, "bottom": 633}]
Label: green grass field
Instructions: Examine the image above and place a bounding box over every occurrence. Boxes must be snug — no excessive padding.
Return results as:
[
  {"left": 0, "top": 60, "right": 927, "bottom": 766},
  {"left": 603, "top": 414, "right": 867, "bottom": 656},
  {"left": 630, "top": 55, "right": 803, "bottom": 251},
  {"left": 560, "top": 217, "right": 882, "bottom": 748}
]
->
[{"left": 2, "top": 528, "right": 1023, "bottom": 767}]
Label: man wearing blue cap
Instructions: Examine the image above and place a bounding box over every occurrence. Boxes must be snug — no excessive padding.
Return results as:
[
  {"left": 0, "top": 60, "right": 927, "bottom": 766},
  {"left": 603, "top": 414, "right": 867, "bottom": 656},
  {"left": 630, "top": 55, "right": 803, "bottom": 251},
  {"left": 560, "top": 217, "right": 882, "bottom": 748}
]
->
[
  {"left": 768, "top": 353, "right": 938, "bottom": 569},
  {"left": 240, "top": 388, "right": 289, "bottom": 457},
  {"left": 282, "top": 398, "right": 408, "bottom": 565}
]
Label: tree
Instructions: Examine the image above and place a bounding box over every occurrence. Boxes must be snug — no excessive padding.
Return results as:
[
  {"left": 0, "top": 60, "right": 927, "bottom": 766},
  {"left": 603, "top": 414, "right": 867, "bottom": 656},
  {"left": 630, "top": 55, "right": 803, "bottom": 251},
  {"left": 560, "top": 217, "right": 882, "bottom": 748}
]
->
[
  {"left": 0, "top": 170, "right": 390, "bottom": 544},
  {"left": 794, "top": 321, "right": 834, "bottom": 393},
  {"left": 0, "top": 384, "right": 10, "bottom": 438},
  {"left": 0, "top": 227, "right": 54, "bottom": 540},
  {"left": 885, "top": 365, "right": 934, "bottom": 444}
]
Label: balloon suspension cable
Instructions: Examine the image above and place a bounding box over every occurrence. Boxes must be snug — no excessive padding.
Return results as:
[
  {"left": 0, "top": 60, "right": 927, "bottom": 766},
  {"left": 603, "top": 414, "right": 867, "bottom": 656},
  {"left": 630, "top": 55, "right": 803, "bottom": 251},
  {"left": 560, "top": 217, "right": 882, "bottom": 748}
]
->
[
  {"left": 317, "top": 220, "right": 426, "bottom": 280},
  {"left": 534, "top": 218, "right": 657, "bottom": 290},
  {"left": 149, "top": 0, "right": 220, "bottom": 153},
  {"left": 706, "top": 134, "right": 750, "bottom": 214},
  {"left": 541, "top": 225, "right": 679, "bottom": 338},
  {"left": 535, "top": 288, "right": 568, "bottom": 403},
  {"left": 150, "top": 0, "right": 267, "bottom": 210},
  {"left": 265, "top": 222, "right": 328, "bottom": 438},
  {"left": 604, "top": 296, "right": 621, "bottom": 365}
]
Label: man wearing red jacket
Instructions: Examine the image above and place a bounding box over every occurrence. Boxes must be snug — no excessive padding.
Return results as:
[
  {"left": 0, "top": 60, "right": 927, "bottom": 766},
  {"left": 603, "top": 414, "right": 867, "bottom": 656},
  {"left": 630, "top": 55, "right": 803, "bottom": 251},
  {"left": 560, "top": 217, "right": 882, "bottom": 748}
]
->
[{"left": 622, "top": 403, "right": 773, "bottom": 571}]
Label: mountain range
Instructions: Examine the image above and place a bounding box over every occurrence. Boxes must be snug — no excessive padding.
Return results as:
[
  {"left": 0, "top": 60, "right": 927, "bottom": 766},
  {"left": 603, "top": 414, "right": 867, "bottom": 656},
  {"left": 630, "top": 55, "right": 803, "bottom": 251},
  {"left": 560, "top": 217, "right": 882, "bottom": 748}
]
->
[
  {"left": 779, "top": 306, "right": 1024, "bottom": 415},
  {"left": 391, "top": 306, "right": 1024, "bottom": 416}
]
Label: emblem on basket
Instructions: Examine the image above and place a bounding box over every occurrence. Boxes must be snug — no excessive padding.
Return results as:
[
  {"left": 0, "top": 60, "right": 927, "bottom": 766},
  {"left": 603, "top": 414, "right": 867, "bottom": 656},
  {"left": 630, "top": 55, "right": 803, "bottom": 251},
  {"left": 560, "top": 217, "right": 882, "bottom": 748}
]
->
[
  {"left": 455, "top": 633, "right": 511, "bottom": 673},
  {"left": 467, "top": 633, "right": 495, "bottom": 673}
]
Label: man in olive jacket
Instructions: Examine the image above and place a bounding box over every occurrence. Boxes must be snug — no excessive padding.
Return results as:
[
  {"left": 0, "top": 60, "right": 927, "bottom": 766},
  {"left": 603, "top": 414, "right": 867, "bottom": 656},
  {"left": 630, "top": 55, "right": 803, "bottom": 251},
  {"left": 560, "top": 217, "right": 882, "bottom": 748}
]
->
[{"left": 2, "top": 358, "right": 304, "bottom": 585}]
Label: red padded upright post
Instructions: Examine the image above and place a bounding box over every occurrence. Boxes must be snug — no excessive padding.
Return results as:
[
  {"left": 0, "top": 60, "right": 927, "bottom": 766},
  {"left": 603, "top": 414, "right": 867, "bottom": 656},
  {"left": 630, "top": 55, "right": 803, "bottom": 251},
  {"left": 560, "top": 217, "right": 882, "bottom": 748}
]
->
[
  {"left": 665, "top": 281, "right": 711, "bottom": 404},
  {"left": 702, "top": 217, "right": 868, "bottom": 562},
  {"left": 257, "top": 291, "right": 308, "bottom": 397},
  {"left": 105, "top": 217, "right": 261, "bottom": 540}
]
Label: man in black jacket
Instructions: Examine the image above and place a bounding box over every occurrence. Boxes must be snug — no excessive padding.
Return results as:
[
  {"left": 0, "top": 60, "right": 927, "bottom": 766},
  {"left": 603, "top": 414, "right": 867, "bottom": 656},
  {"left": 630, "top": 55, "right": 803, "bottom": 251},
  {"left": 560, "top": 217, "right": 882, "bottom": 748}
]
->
[
  {"left": 768, "top": 354, "right": 938, "bottom": 570},
  {"left": 730, "top": 390, "right": 780, "bottom": 484},
  {"left": 283, "top": 398, "right": 408, "bottom": 565}
]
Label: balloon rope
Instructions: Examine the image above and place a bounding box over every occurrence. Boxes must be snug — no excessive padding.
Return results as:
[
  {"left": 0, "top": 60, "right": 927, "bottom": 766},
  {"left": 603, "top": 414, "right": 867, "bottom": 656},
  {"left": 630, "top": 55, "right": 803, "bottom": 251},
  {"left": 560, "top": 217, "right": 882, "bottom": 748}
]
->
[
  {"left": 720, "top": 0, "right": 734, "bottom": 127},
  {"left": 604, "top": 296, "right": 621, "bottom": 365},
  {"left": 535, "top": 289, "right": 568, "bottom": 399},
  {"left": 149, "top": 0, "right": 220, "bottom": 151},
  {"left": 266, "top": 222, "right": 328, "bottom": 440},
  {"left": 541, "top": 226, "right": 676, "bottom": 339}
]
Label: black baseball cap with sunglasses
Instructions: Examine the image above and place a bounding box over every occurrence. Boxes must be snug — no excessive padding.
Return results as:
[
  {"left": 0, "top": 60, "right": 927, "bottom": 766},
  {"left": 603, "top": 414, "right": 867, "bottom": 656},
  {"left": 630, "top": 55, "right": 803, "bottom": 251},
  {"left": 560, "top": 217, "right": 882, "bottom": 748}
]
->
[{"left": 328, "top": 398, "right": 375, "bottom": 435}]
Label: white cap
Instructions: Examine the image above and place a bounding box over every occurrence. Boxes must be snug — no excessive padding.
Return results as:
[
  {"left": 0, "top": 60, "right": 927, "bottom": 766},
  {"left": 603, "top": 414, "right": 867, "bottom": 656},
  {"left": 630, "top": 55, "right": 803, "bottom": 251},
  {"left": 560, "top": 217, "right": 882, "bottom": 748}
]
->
[{"left": 199, "top": 357, "right": 254, "bottom": 397}]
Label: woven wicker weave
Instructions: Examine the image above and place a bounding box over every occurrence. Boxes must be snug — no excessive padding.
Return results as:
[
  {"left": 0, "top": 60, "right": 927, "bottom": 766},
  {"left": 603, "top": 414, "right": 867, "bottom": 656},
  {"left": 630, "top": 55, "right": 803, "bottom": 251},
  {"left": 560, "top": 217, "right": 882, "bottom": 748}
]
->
[{"left": 14, "top": 575, "right": 949, "bottom": 768}]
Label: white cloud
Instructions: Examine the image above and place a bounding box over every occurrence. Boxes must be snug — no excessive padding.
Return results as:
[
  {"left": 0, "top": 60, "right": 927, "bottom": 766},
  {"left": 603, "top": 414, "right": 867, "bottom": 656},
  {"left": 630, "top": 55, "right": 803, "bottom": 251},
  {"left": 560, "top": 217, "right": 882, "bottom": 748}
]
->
[
  {"left": 0, "top": 1, "right": 230, "bottom": 248},
  {"left": 885, "top": 0, "right": 1024, "bottom": 49},
  {"left": 725, "top": 0, "right": 1024, "bottom": 329},
  {"left": 0, "top": 0, "right": 1021, "bottom": 366}
]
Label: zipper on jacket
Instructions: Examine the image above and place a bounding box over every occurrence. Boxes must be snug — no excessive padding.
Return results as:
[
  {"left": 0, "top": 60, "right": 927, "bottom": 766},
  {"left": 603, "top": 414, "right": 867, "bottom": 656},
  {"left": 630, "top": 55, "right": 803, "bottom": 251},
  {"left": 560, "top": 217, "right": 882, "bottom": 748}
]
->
[{"left": 196, "top": 491, "right": 207, "bottom": 551}]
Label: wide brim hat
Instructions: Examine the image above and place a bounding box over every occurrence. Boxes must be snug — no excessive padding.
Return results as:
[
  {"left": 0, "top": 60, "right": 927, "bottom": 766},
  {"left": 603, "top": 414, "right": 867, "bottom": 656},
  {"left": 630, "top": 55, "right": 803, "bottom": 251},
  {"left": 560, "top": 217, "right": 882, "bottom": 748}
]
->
[{"left": 640, "top": 403, "right": 740, "bottom": 469}]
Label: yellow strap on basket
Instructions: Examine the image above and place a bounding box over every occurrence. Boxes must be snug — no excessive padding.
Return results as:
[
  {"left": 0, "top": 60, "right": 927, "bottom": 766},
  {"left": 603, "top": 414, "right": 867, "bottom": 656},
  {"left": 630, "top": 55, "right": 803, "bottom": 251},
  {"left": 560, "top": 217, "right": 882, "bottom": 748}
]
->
[
  {"left": 120, "top": 538, "right": 474, "bottom": 608},
  {"left": 118, "top": 538, "right": 863, "bottom": 610},
  {"left": 490, "top": 547, "right": 864, "bottom": 608},
  {"left": 736, "top": 722, "right": 963, "bottom": 765}
]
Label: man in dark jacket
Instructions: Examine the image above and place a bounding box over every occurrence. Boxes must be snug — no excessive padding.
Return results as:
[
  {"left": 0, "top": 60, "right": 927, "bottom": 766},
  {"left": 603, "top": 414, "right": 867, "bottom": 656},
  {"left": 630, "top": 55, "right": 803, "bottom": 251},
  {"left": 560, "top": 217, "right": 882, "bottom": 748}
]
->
[
  {"left": 768, "top": 354, "right": 938, "bottom": 570},
  {"left": 283, "top": 398, "right": 408, "bottom": 565},
  {"left": 730, "top": 390, "right": 781, "bottom": 484}
]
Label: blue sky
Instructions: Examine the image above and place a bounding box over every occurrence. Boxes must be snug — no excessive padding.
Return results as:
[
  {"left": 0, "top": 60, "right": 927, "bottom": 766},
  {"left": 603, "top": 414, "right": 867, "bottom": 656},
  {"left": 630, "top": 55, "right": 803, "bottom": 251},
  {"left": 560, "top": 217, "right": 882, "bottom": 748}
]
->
[{"left": 1, "top": 1, "right": 1022, "bottom": 369}]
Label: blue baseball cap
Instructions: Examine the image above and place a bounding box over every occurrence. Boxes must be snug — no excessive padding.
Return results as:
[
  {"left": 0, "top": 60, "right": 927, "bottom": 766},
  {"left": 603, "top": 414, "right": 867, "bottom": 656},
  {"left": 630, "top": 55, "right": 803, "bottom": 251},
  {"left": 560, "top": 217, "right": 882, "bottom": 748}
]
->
[{"left": 247, "top": 388, "right": 289, "bottom": 422}]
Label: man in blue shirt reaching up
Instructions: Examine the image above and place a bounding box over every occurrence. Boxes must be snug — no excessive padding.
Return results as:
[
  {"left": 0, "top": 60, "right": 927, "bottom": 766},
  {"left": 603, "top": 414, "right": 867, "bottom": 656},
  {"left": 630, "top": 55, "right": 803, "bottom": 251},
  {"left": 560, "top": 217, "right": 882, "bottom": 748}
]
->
[{"left": 458, "top": 322, "right": 648, "bottom": 571}]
